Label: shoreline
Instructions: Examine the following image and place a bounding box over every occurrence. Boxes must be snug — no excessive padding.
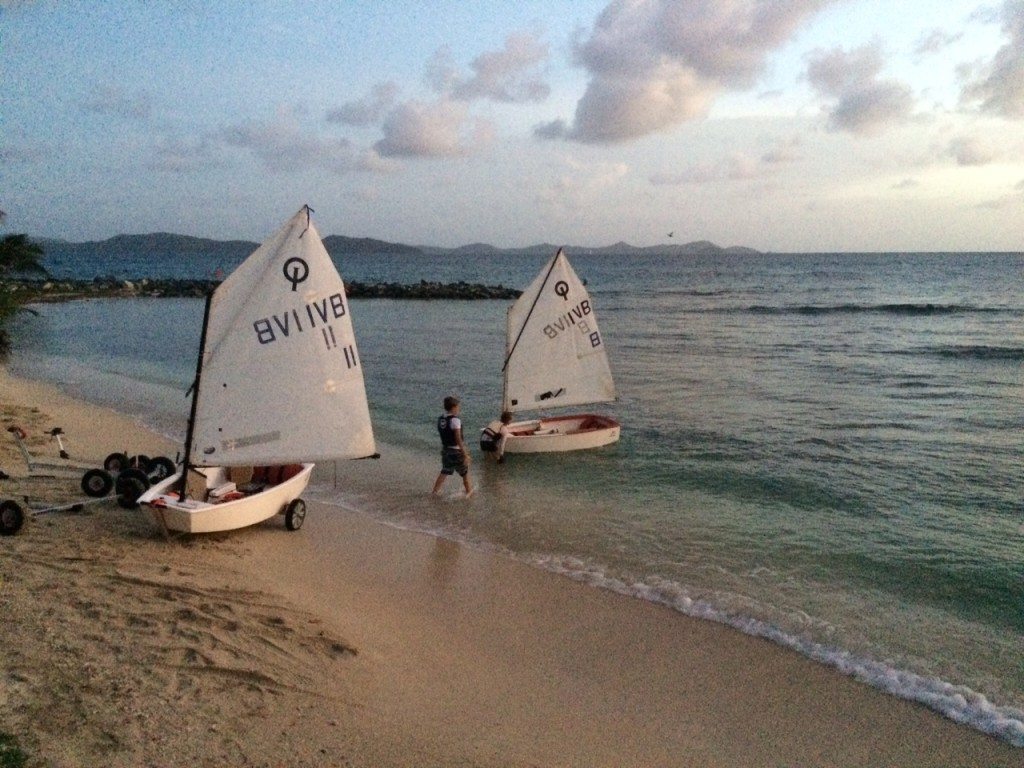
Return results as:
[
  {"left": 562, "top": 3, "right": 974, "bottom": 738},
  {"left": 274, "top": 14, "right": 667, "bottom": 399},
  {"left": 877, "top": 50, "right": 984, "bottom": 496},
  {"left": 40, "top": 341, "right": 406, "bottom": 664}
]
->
[{"left": 1, "top": 365, "right": 1021, "bottom": 766}]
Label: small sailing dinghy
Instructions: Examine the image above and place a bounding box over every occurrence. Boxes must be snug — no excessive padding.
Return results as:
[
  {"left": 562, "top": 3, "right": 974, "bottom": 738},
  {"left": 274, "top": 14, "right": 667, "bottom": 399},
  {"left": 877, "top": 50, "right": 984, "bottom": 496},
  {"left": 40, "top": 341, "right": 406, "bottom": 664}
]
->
[
  {"left": 138, "top": 206, "right": 376, "bottom": 533},
  {"left": 493, "top": 248, "right": 619, "bottom": 453}
]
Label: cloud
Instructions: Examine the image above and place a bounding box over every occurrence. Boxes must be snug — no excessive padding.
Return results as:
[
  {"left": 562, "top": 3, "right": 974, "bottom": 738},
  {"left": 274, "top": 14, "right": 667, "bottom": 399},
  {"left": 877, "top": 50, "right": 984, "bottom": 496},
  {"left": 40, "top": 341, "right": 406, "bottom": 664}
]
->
[
  {"left": 219, "top": 110, "right": 357, "bottom": 172},
  {"left": 149, "top": 137, "right": 218, "bottom": 173},
  {"left": 426, "top": 34, "right": 551, "bottom": 103},
  {"left": 80, "top": 85, "right": 151, "bottom": 120},
  {"left": 650, "top": 137, "right": 799, "bottom": 186},
  {"left": 760, "top": 136, "right": 802, "bottom": 165},
  {"left": 960, "top": 0, "right": 1024, "bottom": 118},
  {"left": 326, "top": 82, "right": 400, "bottom": 127},
  {"left": 914, "top": 29, "right": 964, "bottom": 57},
  {"left": 976, "top": 178, "right": 1024, "bottom": 209},
  {"left": 536, "top": 158, "right": 629, "bottom": 215},
  {"left": 947, "top": 135, "right": 997, "bottom": 165},
  {"left": 534, "top": 119, "right": 569, "bottom": 140},
  {"left": 806, "top": 43, "right": 915, "bottom": 135},
  {"left": 451, "top": 33, "right": 550, "bottom": 103},
  {"left": 424, "top": 47, "right": 461, "bottom": 95},
  {"left": 365, "top": 34, "right": 546, "bottom": 158},
  {"left": 373, "top": 99, "right": 493, "bottom": 157},
  {"left": 651, "top": 152, "right": 762, "bottom": 185},
  {"left": 553, "top": 0, "right": 834, "bottom": 143},
  {"left": 892, "top": 178, "right": 919, "bottom": 189}
]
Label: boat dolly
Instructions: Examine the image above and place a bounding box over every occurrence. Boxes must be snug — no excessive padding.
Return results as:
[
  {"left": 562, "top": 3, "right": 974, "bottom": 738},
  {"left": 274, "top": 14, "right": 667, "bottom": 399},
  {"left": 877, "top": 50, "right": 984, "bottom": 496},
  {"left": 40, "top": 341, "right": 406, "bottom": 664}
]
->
[{"left": 2, "top": 425, "right": 179, "bottom": 534}]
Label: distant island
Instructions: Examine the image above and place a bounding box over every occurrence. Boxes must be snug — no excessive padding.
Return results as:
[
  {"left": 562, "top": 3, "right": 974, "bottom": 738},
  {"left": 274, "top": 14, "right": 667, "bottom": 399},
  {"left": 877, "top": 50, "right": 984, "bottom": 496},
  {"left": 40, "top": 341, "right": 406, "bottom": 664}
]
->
[{"left": 38, "top": 232, "right": 760, "bottom": 260}]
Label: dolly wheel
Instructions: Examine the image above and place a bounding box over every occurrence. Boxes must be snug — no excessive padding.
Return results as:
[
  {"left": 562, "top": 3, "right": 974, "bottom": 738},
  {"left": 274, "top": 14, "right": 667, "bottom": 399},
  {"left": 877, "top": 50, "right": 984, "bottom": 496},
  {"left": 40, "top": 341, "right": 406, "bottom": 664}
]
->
[
  {"left": 103, "top": 452, "right": 129, "bottom": 473},
  {"left": 115, "top": 468, "right": 150, "bottom": 509},
  {"left": 128, "top": 454, "right": 151, "bottom": 471},
  {"left": 284, "top": 499, "right": 306, "bottom": 531},
  {"left": 146, "top": 456, "right": 176, "bottom": 481},
  {"left": 81, "top": 468, "right": 114, "bottom": 498},
  {"left": 0, "top": 500, "right": 25, "bottom": 536}
]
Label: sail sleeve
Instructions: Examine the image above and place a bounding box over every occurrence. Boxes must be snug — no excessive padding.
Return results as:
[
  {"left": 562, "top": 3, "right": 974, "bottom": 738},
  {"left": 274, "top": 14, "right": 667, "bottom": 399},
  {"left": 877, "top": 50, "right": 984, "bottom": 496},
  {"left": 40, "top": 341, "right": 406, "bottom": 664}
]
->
[
  {"left": 502, "top": 249, "right": 615, "bottom": 414},
  {"left": 191, "top": 208, "right": 376, "bottom": 466}
]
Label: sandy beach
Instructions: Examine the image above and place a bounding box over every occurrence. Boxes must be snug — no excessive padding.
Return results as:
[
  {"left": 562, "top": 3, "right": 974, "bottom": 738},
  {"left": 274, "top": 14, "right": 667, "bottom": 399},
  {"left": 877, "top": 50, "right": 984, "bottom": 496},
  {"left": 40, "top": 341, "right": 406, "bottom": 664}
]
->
[{"left": 0, "top": 365, "right": 1019, "bottom": 767}]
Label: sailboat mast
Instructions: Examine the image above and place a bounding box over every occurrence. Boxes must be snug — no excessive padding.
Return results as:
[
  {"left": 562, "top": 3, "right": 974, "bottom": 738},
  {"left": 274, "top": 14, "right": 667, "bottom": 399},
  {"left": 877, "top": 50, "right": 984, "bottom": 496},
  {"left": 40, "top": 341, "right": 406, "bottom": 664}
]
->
[{"left": 175, "top": 290, "right": 214, "bottom": 499}]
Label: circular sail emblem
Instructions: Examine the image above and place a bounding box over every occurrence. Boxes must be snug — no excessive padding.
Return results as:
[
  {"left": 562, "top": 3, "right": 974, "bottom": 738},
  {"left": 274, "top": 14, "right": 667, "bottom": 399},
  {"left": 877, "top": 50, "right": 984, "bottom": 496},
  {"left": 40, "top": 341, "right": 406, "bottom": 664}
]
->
[
  {"left": 283, "top": 257, "right": 309, "bottom": 291},
  {"left": 553, "top": 280, "right": 570, "bottom": 300}
]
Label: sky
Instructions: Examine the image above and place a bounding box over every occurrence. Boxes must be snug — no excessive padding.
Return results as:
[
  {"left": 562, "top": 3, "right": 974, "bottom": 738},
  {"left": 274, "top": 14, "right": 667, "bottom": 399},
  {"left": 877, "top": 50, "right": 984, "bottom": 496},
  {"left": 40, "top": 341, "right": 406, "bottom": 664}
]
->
[{"left": 2, "top": 0, "right": 1023, "bottom": 251}]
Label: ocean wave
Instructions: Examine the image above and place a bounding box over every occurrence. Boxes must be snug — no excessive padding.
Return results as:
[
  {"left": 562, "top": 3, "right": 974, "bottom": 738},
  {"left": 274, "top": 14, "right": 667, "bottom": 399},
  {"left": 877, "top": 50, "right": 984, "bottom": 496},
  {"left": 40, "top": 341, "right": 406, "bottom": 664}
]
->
[
  {"left": 888, "top": 345, "right": 1024, "bottom": 362},
  {"left": 743, "top": 302, "right": 1015, "bottom": 316},
  {"left": 531, "top": 554, "right": 1024, "bottom": 747},
  {"left": 930, "top": 345, "right": 1024, "bottom": 361}
]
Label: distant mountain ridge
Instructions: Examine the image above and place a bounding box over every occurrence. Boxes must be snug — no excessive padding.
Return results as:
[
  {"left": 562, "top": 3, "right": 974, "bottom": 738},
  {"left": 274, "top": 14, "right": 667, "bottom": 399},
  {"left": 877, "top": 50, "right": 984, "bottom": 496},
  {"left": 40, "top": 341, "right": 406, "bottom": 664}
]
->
[{"left": 38, "top": 232, "right": 759, "bottom": 258}]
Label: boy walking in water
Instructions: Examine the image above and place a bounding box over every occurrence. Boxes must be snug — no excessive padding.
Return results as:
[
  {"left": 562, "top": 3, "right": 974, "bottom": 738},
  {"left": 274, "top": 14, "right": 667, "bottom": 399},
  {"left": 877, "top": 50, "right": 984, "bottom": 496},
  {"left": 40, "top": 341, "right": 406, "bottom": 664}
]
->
[{"left": 432, "top": 395, "right": 473, "bottom": 496}]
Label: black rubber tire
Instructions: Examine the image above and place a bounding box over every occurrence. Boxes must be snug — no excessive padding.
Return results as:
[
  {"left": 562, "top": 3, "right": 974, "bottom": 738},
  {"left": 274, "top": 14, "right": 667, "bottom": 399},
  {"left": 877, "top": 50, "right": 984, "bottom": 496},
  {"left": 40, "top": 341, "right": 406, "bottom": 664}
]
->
[
  {"left": 103, "top": 452, "right": 130, "bottom": 473},
  {"left": 116, "top": 477, "right": 148, "bottom": 509},
  {"left": 128, "top": 454, "right": 151, "bottom": 471},
  {"left": 81, "top": 468, "right": 114, "bottom": 497},
  {"left": 0, "top": 499, "right": 25, "bottom": 536},
  {"left": 146, "top": 456, "right": 176, "bottom": 480},
  {"left": 284, "top": 498, "right": 307, "bottom": 531},
  {"left": 115, "top": 468, "right": 150, "bottom": 509}
]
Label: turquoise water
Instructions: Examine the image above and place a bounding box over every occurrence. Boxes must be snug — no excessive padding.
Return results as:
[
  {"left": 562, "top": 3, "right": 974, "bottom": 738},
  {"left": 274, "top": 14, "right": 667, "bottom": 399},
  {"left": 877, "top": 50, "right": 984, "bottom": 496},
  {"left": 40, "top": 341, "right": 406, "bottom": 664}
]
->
[{"left": 9, "top": 251, "right": 1024, "bottom": 743}]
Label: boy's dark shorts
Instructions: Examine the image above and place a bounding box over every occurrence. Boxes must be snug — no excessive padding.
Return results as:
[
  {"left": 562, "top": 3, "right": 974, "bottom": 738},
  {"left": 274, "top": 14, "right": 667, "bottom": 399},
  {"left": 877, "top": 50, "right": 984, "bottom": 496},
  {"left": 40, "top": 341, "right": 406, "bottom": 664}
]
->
[{"left": 440, "top": 448, "right": 469, "bottom": 476}]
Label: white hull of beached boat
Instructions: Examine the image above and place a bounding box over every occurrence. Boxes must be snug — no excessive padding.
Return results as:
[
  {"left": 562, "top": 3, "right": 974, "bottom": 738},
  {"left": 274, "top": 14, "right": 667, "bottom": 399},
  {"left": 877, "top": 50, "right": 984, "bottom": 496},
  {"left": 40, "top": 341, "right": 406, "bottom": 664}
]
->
[
  {"left": 504, "top": 414, "right": 620, "bottom": 453},
  {"left": 139, "top": 464, "right": 313, "bottom": 534}
]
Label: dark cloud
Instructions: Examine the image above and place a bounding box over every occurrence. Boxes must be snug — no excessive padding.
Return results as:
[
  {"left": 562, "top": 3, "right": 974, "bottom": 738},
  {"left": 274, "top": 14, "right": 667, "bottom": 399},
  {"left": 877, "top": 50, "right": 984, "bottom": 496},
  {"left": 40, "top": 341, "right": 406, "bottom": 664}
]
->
[
  {"left": 557, "top": 0, "right": 834, "bottom": 143},
  {"left": 961, "top": 0, "right": 1024, "bottom": 118},
  {"left": 326, "top": 82, "right": 400, "bottom": 127},
  {"left": 806, "top": 43, "right": 914, "bottom": 135}
]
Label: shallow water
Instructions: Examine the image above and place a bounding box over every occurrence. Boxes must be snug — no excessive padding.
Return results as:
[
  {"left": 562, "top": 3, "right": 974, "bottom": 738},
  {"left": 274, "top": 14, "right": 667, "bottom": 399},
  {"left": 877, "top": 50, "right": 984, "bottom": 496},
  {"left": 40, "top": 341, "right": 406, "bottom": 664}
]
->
[{"left": 10, "top": 250, "right": 1024, "bottom": 743}]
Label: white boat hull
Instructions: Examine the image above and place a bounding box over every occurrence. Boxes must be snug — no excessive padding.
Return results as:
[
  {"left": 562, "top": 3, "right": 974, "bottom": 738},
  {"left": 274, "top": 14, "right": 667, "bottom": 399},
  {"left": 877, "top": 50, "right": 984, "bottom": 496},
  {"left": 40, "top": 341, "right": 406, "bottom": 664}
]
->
[
  {"left": 504, "top": 414, "right": 620, "bottom": 453},
  {"left": 138, "top": 463, "right": 313, "bottom": 534}
]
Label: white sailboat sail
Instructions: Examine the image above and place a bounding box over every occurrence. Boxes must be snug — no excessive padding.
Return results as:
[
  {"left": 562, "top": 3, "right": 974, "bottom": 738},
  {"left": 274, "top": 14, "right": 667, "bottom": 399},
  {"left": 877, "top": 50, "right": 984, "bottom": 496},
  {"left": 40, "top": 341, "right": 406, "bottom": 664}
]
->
[
  {"left": 503, "top": 249, "right": 615, "bottom": 414},
  {"left": 190, "top": 207, "right": 375, "bottom": 466}
]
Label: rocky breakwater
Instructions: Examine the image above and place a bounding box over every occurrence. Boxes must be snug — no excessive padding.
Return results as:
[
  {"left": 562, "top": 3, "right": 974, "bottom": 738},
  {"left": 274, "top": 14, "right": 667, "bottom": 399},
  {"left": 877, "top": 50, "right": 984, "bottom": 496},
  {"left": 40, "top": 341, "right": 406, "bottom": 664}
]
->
[{"left": 3, "top": 277, "right": 521, "bottom": 302}]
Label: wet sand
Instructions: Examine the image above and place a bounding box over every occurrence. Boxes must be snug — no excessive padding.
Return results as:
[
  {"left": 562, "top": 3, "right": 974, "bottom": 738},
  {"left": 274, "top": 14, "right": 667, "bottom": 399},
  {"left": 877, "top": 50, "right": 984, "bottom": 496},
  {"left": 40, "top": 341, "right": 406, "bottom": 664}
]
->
[{"left": 1, "top": 366, "right": 1018, "bottom": 766}]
